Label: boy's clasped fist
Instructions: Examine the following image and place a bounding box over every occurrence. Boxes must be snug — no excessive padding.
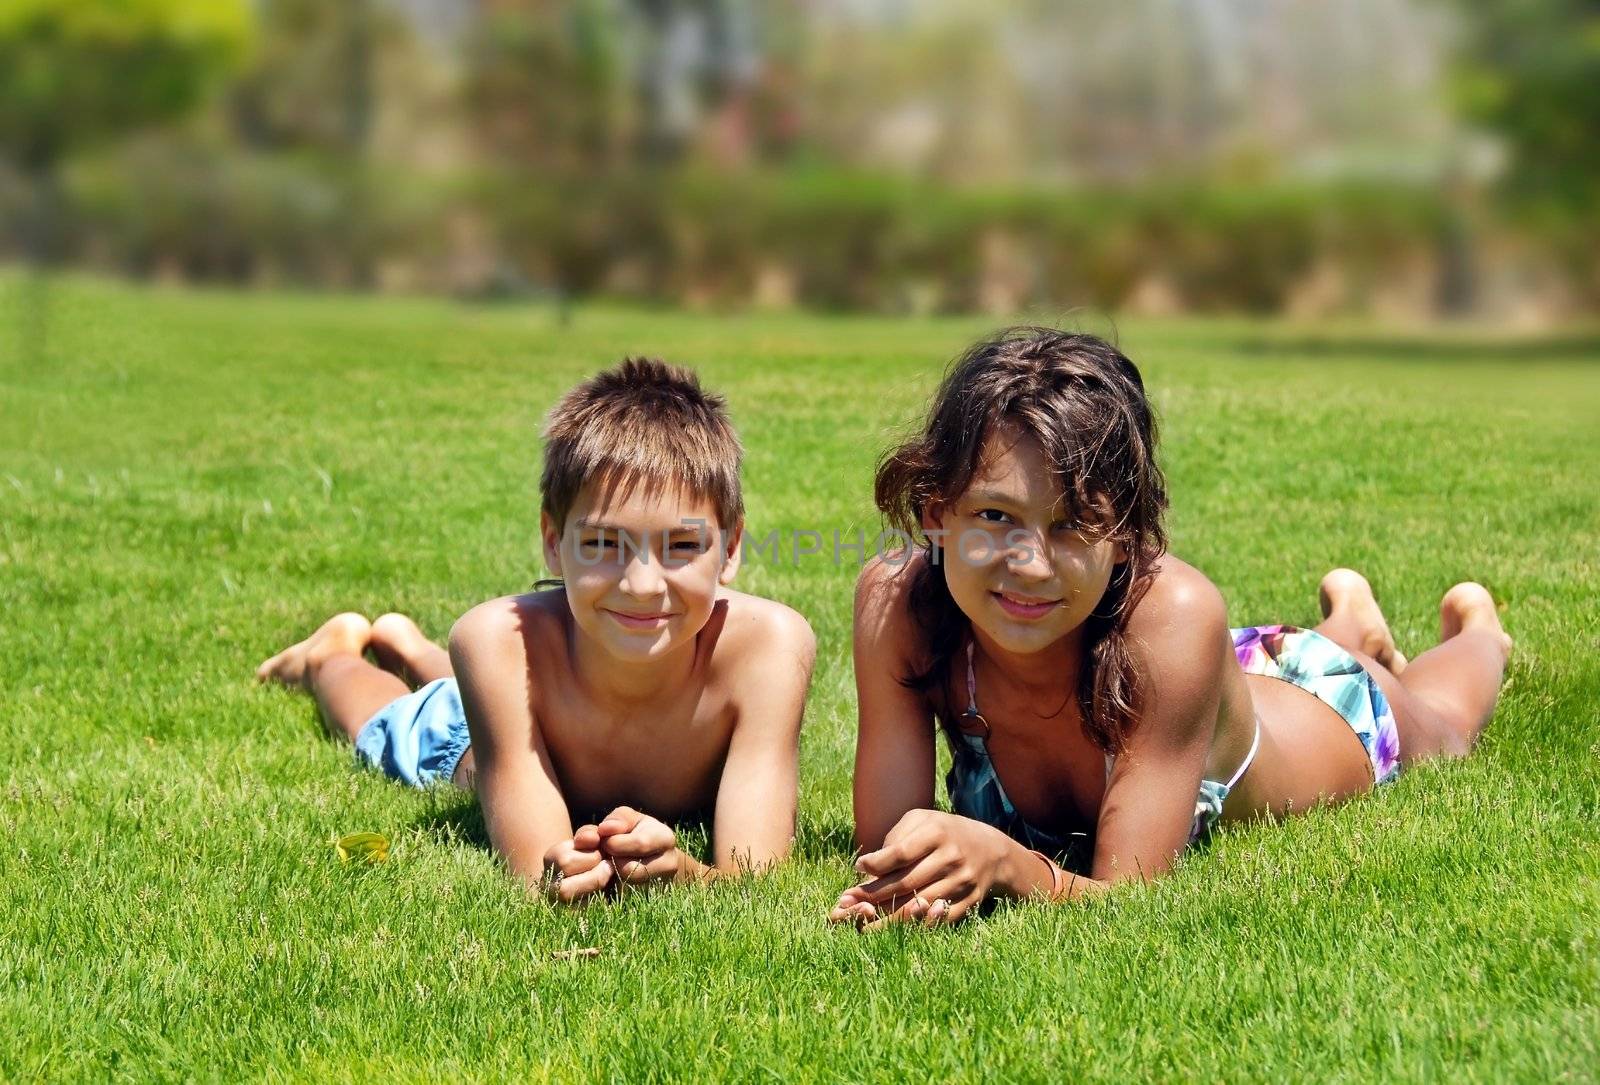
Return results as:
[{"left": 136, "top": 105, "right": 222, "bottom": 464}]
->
[{"left": 544, "top": 806, "right": 686, "bottom": 902}]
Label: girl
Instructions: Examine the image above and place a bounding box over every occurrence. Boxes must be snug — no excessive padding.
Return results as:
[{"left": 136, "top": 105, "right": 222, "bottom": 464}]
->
[{"left": 830, "top": 328, "right": 1511, "bottom": 928}]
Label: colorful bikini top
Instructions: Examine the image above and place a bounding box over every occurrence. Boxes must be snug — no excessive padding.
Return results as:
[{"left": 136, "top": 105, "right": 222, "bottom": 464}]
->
[{"left": 944, "top": 641, "right": 1261, "bottom": 859}]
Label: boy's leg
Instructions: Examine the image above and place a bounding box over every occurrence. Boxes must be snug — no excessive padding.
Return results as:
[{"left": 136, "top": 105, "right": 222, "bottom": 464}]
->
[
  {"left": 369, "top": 612, "right": 455, "bottom": 686},
  {"left": 258, "top": 613, "right": 409, "bottom": 742},
  {"left": 1315, "top": 568, "right": 1407, "bottom": 672}
]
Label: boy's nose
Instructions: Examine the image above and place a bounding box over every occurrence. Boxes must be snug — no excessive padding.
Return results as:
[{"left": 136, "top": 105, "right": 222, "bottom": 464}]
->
[{"left": 618, "top": 551, "right": 667, "bottom": 598}]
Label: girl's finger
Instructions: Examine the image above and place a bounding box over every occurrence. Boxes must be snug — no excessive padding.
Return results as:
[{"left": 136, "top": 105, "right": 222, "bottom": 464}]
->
[
  {"left": 854, "top": 851, "right": 953, "bottom": 905},
  {"left": 572, "top": 824, "right": 603, "bottom": 851},
  {"left": 854, "top": 836, "right": 920, "bottom": 877},
  {"left": 849, "top": 902, "right": 879, "bottom": 929},
  {"left": 861, "top": 894, "right": 927, "bottom": 932},
  {"left": 944, "top": 890, "right": 982, "bottom": 924}
]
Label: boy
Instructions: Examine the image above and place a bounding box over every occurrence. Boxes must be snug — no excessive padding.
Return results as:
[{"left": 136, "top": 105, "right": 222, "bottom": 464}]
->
[{"left": 257, "top": 358, "right": 815, "bottom": 901}]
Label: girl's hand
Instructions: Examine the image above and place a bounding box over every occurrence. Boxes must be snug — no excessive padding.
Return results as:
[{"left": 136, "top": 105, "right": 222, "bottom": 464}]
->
[
  {"left": 542, "top": 833, "right": 614, "bottom": 903},
  {"left": 583, "top": 805, "right": 684, "bottom": 885},
  {"left": 828, "top": 808, "right": 1036, "bottom": 929}
]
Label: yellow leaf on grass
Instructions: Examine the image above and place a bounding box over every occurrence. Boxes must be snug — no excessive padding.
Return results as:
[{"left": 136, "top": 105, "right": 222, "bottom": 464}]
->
[{"left": 336, "top": 831, "right": 390, "bottom": 864}]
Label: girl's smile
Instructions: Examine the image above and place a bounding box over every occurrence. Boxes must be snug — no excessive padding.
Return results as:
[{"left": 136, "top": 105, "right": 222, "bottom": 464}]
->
[
  {"left": 927, "top": 427, "right": 1126, "bottom": 658},
  {"left": 991, "top": 590, "right": 1062, "bottom": 621}
]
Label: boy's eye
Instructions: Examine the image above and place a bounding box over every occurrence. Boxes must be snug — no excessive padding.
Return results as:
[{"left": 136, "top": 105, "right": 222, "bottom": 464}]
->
[
  {"left": 669, "top": 539, "right": 707, "bottom": 553},
  {"left": 580, "top": 536, "right": 618, "bottom": 551},
  {"left": 975, "top": 508, "right": 1011, "bottom": 524}
]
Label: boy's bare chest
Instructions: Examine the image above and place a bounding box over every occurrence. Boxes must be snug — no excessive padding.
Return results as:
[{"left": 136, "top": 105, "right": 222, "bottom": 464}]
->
[{"left": 538, "top": 695, "right": 737, "bottom": 823}]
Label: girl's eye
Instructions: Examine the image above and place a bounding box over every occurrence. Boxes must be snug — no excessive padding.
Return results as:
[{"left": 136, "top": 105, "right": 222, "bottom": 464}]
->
[{"left": 975, "top": 508, "right": 1010, "bottom": 524}]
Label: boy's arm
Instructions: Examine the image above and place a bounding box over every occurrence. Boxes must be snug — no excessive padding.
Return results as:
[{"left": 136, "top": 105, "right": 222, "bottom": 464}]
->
[
  {"left": 709, "top": 605, "right": 816, "bottom": 875},
  {"left": 449, "top": 599, "right": 576, "bottom": 890}
]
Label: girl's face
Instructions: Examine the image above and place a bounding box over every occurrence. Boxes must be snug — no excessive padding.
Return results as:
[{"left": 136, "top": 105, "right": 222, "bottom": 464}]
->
[
  {"left": 924, "top": 428, "right": 1126, "bottom": 658},
  {"left": 542, "top": 480, "right": 741, "bottom": 663}
]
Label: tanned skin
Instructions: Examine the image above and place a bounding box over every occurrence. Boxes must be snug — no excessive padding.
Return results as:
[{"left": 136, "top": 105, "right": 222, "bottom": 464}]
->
[
  {"left": 832, "top": 430, "right": 1511, "bottom": 928},
  {"left": 261, "top": 482, "right": 815, "bottom": 901}
]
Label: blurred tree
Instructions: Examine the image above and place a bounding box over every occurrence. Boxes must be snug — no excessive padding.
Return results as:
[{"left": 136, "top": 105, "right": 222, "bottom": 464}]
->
[
  {"left": 463, "top": 0, "right": 627, "bottom": 175},
  {"left": 229, "top": 0, "right": 404, "bottom": 154},
  {"left": 0, "top": 0, "right": 251, "bottom": 264},
  {"left": 1448, "top": 0, "right": 1600, "bottom": 208}
]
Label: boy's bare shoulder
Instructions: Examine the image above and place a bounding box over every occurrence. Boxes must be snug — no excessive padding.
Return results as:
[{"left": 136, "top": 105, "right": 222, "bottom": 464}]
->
[
  {"left": 449, "top": 589, "right": 569, "bottom": 667},
  {"left": 710, "top": 588, "right": 815, "bottom": 666}
]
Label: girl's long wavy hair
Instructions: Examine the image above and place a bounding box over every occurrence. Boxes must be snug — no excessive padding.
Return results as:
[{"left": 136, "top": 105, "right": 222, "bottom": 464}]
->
[{"left": 875, "top": 328, "right": 1168, "bottom": 755}]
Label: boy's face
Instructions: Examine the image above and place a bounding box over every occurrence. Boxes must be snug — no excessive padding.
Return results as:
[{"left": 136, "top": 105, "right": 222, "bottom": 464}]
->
[{"left": 541, "top": 480, "right": 742, "bottom": 662}]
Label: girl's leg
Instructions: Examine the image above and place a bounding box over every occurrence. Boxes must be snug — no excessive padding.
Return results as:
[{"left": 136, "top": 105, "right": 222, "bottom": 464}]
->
[
  {"left": 369, "top": 612, "right": 454, "bottom": 686},
  {"left": 1314, "top": 578, "right": 1509, "bottom": 766},
  {"left": 1315, "top": 568, "right": 1406, "bottom": 673},
  {"left": 257, "top": 613, "right": 409, "bottom": 742},
  {"left": 1386, "top": 583, "right": 1511, "bottom": 763}
]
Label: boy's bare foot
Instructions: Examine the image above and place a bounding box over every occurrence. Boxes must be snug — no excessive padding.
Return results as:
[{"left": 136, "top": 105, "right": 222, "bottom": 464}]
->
[
  {"left": 370, "top": 612, "right": 432, "bottom": 682},
  {"left": 1319, "top": 568, "right": 1408, "bottom": 673},
  {"left": 256, "top": 612, "right": 372, "bottom": 688},
  {"left": 1439, "top": 582, "right": 1513, "bottom": 655}
]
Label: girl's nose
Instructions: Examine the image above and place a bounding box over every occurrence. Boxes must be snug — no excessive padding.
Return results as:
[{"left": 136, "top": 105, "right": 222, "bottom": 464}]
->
[{"left": 1004, "top": 529, "right": 1052, "bottom": 581}]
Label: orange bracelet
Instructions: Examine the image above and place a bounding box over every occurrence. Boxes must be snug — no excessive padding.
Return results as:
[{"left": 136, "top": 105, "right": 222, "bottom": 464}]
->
[{"left": 1027, "top": 849, "right": 1067, "bottom": 901}]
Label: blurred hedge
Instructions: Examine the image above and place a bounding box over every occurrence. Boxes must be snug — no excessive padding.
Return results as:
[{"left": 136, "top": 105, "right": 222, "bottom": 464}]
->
[
  {"left": 21, "top": 143, "right": 1595, "bottom": 317},
  {"left": 481, "top": 168, "right": 1456, "bottom": 315}
]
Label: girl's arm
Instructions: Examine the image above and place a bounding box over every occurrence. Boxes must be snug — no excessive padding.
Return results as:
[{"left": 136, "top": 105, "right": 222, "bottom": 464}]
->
[
  {"left": 1086, "top": 564, "right": 1229, "bottom": 884},
  {"left": 839, "top": 563, "right": 1231, "bottom": 925},
  {"left": 851, "top": 556, "right": 938, "bottom": 852}
]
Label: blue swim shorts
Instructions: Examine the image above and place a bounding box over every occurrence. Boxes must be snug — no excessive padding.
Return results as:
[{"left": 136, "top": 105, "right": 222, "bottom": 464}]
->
[{"left": 353, "top": 677, "right": 471, "bottom": 788}]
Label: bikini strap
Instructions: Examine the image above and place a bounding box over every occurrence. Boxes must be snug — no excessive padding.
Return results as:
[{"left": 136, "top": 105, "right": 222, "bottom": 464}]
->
[
  {"left": 964, "top": 641, "right": 979, "bottom": 717},
  {"left": 958, "top": 642, "right": 991, "bottom": 739},
  {"left": 1223, "top": 713, "right": 1263, "bottom": 791}
]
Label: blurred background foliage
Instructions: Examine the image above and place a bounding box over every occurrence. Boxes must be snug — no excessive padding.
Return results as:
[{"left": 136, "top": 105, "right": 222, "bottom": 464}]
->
[{"left": 1, "top": 0, "right": 1596, "bottom": 320}]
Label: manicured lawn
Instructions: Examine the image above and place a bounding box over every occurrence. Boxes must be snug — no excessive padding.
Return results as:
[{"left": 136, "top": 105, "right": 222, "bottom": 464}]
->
[{"left": 1, "top": 276, "right": 1596, "bottom": 1081}]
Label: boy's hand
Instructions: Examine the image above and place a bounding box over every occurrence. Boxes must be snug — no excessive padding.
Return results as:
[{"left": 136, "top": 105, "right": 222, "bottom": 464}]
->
[
  {"left": 542, "top": 835, "right": 614, "bottom": 903},
  {"left": 583, "top": 806, "right": 684, "bottom": 885}
]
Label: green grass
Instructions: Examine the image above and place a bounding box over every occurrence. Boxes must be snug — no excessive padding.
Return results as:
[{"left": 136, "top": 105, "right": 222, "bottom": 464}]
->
[{"left": 2, "top": 276, "right": 1598, "bottom": 1082}]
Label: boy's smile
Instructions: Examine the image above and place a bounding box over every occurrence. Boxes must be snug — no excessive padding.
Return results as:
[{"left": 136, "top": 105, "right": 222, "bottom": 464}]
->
[
  {"left": 605, "top": 608, "right": 675, "bottom": 630},
  {"left": 542, "top": 478, "right": 741, "bottom": 665}
]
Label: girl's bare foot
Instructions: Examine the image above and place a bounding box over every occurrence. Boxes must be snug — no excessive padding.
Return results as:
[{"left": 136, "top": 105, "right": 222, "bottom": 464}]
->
[
  {"left": 1319, "top": 568, "right": 1408, "bottom": 673},
  {"left": 256, "top": 612, "right": 372, "bottom": 688},
  {"left": 1439, "top": 582, "right": 1513, "bottom": 655}
]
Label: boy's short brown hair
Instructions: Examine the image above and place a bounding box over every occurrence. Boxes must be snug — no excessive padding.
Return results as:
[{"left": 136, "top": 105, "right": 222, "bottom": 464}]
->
[{"left": 540, "top": 357, "right": 744, "bottom": 531}]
